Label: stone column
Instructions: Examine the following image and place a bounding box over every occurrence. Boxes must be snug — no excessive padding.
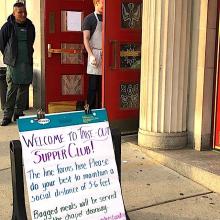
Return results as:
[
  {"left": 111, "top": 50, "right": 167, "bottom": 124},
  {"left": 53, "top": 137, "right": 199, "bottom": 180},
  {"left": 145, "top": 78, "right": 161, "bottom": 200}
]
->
[
  {"left": 188, "top": 0, "right": 216, "bottom": 150},
  {"left": 138, "top": 0, "right": 191, "bottom": 149}
]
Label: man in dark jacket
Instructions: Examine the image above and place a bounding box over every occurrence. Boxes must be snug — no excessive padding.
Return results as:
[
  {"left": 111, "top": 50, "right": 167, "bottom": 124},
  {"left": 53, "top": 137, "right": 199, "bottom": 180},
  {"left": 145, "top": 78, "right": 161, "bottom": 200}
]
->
[{"left": 0, "top": 2, "right": 35, "bottom": 126}]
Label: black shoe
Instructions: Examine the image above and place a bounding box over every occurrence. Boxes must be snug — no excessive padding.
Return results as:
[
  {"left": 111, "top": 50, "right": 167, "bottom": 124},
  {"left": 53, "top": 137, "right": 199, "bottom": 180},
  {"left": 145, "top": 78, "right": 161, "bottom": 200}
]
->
[
  {"left": 13, "top": 113, "right": 24, "bottom": 121},
  {"left": 1, "top": 118, "right": 12, "bottom": 126}
]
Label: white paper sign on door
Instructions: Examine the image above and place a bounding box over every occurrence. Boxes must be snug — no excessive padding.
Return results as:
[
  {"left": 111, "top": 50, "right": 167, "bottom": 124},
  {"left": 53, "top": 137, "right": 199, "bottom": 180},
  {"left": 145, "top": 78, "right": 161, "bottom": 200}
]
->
[{"left": 18, "top": 109, "right": 126, "bottom": 220}]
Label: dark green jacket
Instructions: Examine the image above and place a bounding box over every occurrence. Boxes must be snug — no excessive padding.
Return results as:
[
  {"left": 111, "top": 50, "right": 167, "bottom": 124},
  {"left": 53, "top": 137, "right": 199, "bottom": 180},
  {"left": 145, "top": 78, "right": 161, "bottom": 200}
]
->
[{"left": 0, "top": 14, "right": 35, "bottom": 67}]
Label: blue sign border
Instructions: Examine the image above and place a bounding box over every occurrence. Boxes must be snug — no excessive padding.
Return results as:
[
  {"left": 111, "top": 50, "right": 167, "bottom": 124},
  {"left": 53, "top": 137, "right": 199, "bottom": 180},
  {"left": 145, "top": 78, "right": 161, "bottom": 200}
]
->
[{"left": 18, "top": 109, "right": 108, "bottom": 132}]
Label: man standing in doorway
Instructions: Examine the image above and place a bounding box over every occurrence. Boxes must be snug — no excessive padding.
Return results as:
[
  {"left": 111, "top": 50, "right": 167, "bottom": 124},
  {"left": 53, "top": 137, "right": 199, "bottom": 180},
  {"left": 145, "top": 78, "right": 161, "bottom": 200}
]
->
[
  {"left": 83, "top": 0, "right": 103, "bottom": 109},
  {"left": 0, "top": 2, "right": 35, "bottom": 126}
]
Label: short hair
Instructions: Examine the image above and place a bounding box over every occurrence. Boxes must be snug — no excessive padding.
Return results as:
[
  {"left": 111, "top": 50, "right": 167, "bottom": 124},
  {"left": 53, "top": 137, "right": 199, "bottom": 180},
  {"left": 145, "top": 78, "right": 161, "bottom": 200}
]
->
[
  {"left": 93, "top": 0, "right": 100, "bottom": 6},
  {"left": 13, "top": 2, "right": 25, "bottom": 8}
]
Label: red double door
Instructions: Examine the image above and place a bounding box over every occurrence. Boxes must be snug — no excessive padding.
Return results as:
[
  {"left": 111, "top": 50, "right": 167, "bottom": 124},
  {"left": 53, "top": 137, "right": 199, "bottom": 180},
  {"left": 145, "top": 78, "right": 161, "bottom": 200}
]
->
[{"left": 44, "top": 0, "right": 142, "bottom": 131}]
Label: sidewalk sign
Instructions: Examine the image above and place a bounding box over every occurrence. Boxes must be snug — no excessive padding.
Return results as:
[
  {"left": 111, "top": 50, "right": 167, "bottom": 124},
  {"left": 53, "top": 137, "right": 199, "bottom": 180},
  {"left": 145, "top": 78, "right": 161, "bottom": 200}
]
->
[{"left": 17, "top": 109, "right": 126, "bottom": 220}]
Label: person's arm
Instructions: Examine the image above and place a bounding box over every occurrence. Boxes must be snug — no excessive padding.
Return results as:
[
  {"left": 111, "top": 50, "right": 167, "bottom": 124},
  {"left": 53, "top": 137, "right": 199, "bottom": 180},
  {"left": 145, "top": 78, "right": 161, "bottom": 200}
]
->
[
  {"left": 83, "top": 30, "right": 92, "bottom": 56},
  {"left": 33, "top": 24, "right": 36, "bottom": 44},
  {"left": 83, "top": 30, "right": 97, "bottom": 66},
  {"left": 0, "top": 29, "right": 4, "bottom": 54},
  {"left": 0, "top": 24, "right": 9, "bottom": 55}
]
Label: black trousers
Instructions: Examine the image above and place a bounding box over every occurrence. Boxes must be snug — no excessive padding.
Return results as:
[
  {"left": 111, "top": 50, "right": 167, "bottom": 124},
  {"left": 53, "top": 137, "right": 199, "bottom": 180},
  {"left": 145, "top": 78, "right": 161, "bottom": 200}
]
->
[
  {"left": 4, "top": 74, "right": 29, "bottom": 119},
  {"left": 87, "top": 74, "right": 102, "bottom": 109}
]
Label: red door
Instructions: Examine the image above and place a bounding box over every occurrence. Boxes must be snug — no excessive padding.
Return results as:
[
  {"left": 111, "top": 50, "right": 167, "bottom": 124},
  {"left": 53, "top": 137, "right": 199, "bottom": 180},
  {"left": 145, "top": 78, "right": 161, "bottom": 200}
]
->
[
  {"left": 214, "top": 1, "right": 220, "bottom": 149},
  {"left": 103, "top": 0, "right": 142, "bottom": 131},
  {"left": 44, "top": 0, "right": 93, "bottom": 111}
]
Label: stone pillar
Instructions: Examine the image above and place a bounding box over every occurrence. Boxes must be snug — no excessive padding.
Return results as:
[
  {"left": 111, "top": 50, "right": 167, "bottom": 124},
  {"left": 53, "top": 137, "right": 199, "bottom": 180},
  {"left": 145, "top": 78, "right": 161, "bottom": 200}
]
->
[
  {"left": 187, "top": 0, "right": 216, "bottom": 151},
  {"left": 138, "top": 0, "right": 191, "bottom": 149}
]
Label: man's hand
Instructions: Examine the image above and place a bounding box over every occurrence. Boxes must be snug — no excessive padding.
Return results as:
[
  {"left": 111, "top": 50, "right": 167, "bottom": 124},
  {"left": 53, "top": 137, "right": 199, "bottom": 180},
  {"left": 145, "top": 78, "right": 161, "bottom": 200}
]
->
[
  {"left": 83, "top": 30, "right": 97, "bottom": 68},
  {"left": 89, "top": 55, "right": 97, "bottom": 67}
]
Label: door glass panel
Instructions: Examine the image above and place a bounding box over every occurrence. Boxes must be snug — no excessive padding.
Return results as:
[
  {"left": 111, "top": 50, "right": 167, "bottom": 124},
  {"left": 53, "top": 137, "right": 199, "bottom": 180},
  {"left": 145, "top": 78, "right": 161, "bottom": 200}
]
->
[
  {"left": 49, "top": 12, "right": 55, "bottom": 33},
  {"left": 61, "top": 11, "right": 83, "bottom": 32},
  {"left": 61, "top": 43, "right": 84, "bottom": 64},
  {"left": 120, "top": 43, "right": 141, "bottom": 69},
  {"left": 120, "top": 83, "right": 140, "bottom": 109},
  {"left": 62, "top": 74, "right": 83, "bottom": 95},
  {"left": 121, "top": 2, "right": 142, "bottom": 29}
]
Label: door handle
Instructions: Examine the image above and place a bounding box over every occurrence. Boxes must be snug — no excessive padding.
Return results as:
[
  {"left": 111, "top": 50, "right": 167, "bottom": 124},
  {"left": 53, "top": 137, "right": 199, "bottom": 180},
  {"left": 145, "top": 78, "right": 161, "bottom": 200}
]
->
[
  {"left": 48, "top": 44, "right": 84, "bottom": 58},
  {"left": 110, "top": 40, "right": 118, "bottom": 69}
]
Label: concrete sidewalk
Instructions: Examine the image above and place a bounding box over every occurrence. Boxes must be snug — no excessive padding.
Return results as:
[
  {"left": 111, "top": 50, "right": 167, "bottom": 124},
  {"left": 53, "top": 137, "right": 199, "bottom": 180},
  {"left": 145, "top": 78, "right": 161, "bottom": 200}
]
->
[{"left": 1, "top": 109, "right": 220, "bottom": 219}]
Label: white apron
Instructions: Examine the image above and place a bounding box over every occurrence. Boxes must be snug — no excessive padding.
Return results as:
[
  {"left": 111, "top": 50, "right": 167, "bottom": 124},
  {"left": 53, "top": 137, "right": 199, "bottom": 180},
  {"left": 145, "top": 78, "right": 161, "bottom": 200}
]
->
[{"left": 87, "top": 12, "right": 102, "bottom": 75}]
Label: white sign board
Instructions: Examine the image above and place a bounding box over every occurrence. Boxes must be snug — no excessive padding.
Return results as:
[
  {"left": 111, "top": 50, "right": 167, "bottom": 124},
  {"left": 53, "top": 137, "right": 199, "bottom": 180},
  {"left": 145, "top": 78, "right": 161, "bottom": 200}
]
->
[{"left": 18, "top": 109, "right": 126, "bottom": 220}]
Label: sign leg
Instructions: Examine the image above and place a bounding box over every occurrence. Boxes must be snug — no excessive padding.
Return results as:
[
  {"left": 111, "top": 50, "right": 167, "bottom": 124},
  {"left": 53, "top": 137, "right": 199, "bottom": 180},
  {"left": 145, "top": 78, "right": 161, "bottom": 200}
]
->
[{"left": 10, "top": 140, "right": 28, "bottom": 220}]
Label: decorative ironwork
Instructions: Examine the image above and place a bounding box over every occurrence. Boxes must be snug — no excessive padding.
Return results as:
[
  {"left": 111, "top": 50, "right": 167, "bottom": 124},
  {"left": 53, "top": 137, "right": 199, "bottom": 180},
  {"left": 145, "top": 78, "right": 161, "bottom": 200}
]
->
[
  {"left": 120, "top": 83, "right": 140, "bottom": 109},
  {"left": 61, "top": 43, "right": 84, "bottom": 64},
  {"left": 62, "top": 75, "right": 83, "bottom": 95},
  {"left": 121, "top": 2, "right": 142, "bottom": 29},
  {"left": 120, "top": 43, "right": 141, "bottom": 69}
]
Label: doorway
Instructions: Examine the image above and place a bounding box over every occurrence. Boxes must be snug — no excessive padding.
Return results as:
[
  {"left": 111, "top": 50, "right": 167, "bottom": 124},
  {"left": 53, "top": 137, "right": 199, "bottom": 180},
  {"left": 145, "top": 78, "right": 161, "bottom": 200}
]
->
[{"left": 43, "top": 0, "right": 142, "bottom": 131}]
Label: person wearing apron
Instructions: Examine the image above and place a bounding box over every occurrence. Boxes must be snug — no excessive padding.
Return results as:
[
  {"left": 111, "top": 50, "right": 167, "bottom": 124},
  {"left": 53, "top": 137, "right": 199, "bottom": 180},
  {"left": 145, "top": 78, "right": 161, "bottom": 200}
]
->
[
  {"left": 0, "top": 2, "right": 35, "bottom": 126},
  {"left": 83, "top": 0, "right": 103, "bottom": 109}
]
